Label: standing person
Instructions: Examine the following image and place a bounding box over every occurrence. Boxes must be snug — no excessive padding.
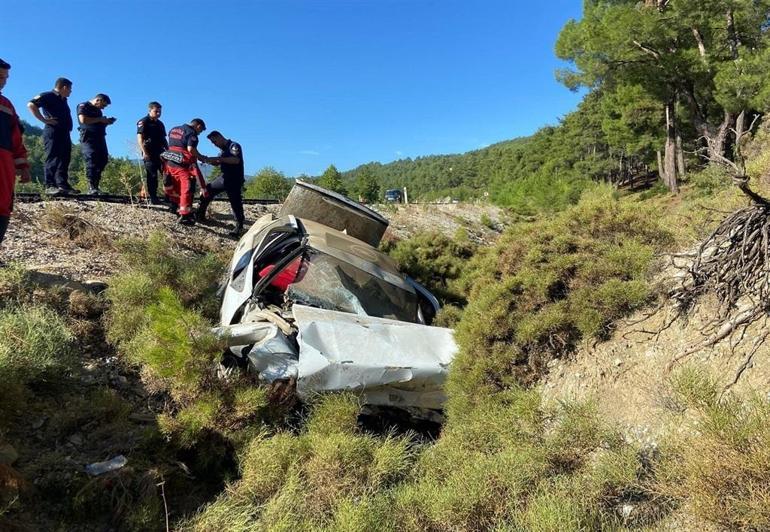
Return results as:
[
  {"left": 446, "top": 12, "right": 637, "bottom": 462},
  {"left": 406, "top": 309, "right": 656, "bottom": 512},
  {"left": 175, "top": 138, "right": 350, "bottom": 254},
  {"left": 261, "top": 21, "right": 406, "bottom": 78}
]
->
[
  {"left": 0, "top": 58, "right": 31, "bottom": 246},
  {"left": 162, "top": 119, "right": 208, "bottom": 225},
  {"left": 136, "top": 101, "right": 167, "bottom": 204},
  {"left": 77, "top": 94, "right": 116, "bottom": 195},
  {"left": 197, "top": 130, "right": 246, "bottom": 236},
  {"left": 27, "top": 77, "right": 78, "bottom": 195}
]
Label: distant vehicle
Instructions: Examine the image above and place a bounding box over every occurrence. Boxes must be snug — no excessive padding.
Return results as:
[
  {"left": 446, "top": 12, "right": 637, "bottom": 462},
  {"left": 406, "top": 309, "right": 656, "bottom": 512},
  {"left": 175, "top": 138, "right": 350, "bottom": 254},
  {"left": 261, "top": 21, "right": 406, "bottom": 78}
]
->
[{"left": 384, "top": 189, "right": 403, "bottom": 203}]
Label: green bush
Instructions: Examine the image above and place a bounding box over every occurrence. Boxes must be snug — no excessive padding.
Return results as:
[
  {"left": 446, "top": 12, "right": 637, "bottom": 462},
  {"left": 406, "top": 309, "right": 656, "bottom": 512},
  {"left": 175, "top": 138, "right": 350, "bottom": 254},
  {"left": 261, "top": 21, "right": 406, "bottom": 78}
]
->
[
  {"left": 449, "top": 186, "right": 672, "bottom": 403},
  {"left": 383, "top": 229, "right": 477, "bottom": 304},
  {"left": 0, "top": 305, "right": 75, "bottom": 386}
]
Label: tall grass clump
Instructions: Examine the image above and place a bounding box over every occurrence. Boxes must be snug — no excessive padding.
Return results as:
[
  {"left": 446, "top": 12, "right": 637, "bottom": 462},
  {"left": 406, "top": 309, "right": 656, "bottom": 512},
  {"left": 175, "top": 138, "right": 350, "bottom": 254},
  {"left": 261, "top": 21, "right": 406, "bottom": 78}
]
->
[
  {"left": 658, "top": 368, "right": 770, "bottom": 530},
  {"left": 186, "top": 393, "right": 416, "bottom": 531},
  {"left": 382, "top": 228, "right": 477, "bottom": 305},
  {"left": 0, "top": 305, "right": 75, "bottom": 386},
  {"left": 105, "top": 232, "right": 274, "bottom": 454},
  {"left": 449, "top": 185, "right": 672, "bottom": 401}
]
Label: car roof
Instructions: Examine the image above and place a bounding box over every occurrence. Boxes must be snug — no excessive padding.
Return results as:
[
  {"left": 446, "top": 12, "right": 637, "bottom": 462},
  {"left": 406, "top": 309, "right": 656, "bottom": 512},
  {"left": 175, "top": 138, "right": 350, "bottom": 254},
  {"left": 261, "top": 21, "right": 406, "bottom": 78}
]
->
[{"left": 298, "top": 217, "right": 410, "bottom": 290}]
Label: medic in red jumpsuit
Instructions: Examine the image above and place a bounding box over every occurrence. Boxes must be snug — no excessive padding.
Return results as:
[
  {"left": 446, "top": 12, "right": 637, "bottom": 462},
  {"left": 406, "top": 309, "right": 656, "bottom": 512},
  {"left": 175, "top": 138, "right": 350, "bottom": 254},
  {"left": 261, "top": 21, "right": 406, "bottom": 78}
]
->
[
  {"left": 0, "top": 59, "right": 31, "bottom": 246},
  {"left": 163, "top": 119, "right": 208, "bottom": 225}
]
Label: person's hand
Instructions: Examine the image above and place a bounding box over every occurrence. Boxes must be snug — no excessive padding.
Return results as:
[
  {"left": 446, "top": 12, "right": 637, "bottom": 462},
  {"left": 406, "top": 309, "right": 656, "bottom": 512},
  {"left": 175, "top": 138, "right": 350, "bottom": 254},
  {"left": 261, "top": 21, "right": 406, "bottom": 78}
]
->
[
  {"left": 200, "top": 188, "right": 210, "bottom": 199},
  {"left": 44, "top": 117, "right": 58, "bottom": 126},
  {"left": 142, "top": 152, "right": 151, "bottom": 161},
  {"left": 199, "top": 155, "right": 210, "bottom": 164},
  {"left": 18, "top": 168, "right": 31, "bottom": 183},
  {"left": 107, "top": 117, "right": 117, "bottom": 124}
]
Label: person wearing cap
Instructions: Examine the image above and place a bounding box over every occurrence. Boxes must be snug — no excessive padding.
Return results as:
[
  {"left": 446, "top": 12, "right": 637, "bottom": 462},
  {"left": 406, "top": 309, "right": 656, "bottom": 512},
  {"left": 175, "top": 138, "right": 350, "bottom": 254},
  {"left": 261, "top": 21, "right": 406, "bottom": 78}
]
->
[
  {"left": 28, "top": 77, "right": 78, "bottom": 195},
  {"left": 0, "top": 58, "right": 31, "bottom": 247},
  {"left": 197, "top": 130, "right": 246, "bottom": 236},
  {"left": 162, "top": 118, "right": 209, "bottom": 225},
  {"left": 77, "top": 94, "right": 116, "bottom": 195},
  {"left": 136, "top": 101, "right": 167, "bottom": 204}
]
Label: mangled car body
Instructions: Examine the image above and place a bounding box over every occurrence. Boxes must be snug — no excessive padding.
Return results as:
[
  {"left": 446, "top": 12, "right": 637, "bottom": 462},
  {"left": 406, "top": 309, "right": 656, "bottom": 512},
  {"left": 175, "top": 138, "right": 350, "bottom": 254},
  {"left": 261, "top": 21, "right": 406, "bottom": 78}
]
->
[{"left": 216, "top": 185, "right": 457, "bottom": 415}]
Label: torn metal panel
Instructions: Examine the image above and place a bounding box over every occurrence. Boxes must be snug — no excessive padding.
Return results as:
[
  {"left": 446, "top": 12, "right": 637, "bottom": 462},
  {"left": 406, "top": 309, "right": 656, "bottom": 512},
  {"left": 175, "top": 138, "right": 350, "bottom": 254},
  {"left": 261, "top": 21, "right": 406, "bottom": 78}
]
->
[
  {"left": 214, "top": 321, "right": 298, "bottom": 383},
  {"left": 292, "top": 304, "right": 458, "bottom": 410}
]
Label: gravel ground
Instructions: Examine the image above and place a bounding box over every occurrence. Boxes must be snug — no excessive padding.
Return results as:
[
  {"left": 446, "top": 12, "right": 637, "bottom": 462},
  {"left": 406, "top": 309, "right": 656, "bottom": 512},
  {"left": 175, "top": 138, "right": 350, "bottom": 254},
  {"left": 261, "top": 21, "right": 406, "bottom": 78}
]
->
[
  {"left": 3, "top": 199, "right": 504, "bottom": 281},
  {"left": 3, "top": 199, "right": 279, "bottom": 281}
]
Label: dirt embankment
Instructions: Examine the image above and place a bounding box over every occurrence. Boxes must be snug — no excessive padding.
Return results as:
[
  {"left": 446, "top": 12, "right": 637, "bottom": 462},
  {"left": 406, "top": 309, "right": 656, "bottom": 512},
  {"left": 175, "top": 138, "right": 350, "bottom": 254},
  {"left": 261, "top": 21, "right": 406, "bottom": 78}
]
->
[{"left": 540, "top": 269, "right": 770, "bottom": 446}]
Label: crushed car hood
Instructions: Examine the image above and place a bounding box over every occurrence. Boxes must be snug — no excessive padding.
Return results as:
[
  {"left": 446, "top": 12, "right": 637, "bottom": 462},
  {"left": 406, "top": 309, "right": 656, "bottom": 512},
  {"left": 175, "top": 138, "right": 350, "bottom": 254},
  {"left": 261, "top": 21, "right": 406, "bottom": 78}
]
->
[{"left": 292, "top": 305, "right": 457, "bottom": 410}]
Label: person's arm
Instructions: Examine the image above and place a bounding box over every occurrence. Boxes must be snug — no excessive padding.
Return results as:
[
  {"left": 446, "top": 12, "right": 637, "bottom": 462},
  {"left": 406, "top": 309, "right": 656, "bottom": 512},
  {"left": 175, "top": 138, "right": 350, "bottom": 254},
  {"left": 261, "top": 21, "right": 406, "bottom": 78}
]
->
[
  {"left": 27, "top": 101, "right": 57, "bottom": 126},
  {"left": 137, "top": 133, "right": 150, "bottom": 159},
  {"left": 209, "top": 143, "right": 241, "bottom": 165},
  {"left": 209, "top": 155, "right": 240, "bottom": 164},
  {"left": 79, "top": 114, "right": 111, "bottom": 125},
  {"left": 188, "top": 145, "right": 208, "bottom": 163}
]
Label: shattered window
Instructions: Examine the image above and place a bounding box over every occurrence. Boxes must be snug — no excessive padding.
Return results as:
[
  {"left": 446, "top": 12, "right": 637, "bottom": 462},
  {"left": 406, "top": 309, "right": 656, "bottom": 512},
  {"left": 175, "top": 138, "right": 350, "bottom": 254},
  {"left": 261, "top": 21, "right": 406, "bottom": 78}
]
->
[{"left": 285, "top": 251, "right": 419, "bottom": 322}]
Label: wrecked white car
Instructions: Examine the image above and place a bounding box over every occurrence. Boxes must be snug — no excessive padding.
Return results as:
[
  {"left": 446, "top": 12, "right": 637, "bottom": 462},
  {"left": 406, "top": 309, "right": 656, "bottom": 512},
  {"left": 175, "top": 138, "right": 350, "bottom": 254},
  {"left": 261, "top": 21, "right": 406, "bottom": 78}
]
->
[{"left": 215, "top": 183, "right": 458, "bottom": 416}]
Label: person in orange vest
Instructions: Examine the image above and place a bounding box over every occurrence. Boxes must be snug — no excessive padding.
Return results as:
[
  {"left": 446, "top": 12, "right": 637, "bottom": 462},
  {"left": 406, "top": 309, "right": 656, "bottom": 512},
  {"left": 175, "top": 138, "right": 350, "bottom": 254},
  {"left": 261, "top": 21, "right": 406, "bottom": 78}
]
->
[
  {"left": 162, "top": 119, "right": 209, "bottom": 224},
  {"left": 0, "top": 58, "right": 31, "bottom": 246}
]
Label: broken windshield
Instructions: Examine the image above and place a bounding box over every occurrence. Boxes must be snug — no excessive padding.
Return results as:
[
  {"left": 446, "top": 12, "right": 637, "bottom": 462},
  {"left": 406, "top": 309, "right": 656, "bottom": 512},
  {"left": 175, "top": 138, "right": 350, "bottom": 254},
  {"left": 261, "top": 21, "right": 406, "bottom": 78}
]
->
[{"left": 285, "top": 251, "right": 419, "bottom": 322}]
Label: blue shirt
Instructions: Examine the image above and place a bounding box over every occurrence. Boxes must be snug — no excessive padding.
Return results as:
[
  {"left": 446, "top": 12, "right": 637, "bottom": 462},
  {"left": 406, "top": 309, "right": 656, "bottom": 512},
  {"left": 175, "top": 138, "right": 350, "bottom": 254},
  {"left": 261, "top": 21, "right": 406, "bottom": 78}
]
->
[
  {"left": 219, "top": 140, "right": 244, "bottom": 183},
  {"left": 77, "top": 101, "right": 106, "bottom": 137},
  {"left": 29, "top": 91, "right": 73, "bottom": 133}
]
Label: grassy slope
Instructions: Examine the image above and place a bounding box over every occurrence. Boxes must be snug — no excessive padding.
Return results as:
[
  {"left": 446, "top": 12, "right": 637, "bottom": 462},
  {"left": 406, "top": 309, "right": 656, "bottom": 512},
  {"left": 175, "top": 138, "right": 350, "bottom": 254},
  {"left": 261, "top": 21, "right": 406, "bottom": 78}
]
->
[{"left": 3, "top": 128, "right": 770, "bottom": 529}]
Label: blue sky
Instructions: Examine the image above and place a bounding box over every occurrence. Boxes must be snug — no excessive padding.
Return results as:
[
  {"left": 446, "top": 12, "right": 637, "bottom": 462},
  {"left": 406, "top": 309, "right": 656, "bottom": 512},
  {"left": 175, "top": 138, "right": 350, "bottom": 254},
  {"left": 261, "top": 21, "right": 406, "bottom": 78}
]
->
[{"left": 3, "top": 0, "right": 583, "bottom": 177}]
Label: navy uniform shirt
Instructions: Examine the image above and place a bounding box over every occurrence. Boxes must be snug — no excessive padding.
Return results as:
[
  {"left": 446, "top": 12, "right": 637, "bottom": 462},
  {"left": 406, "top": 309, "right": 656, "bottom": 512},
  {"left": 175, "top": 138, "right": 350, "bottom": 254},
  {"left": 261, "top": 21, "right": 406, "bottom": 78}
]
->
[
  {"left": 77, "top": 101, "right": 106, "bottom": 137},
  {"left": 29, "top": 91, "right": 73, "bottom": 133},
  {"left": 219, "top": 140, "right": 244, "bottom": 183},
  {"left": 168, "top": 124, "right": 198, "bottom": 150},
  {"left": 136, "top": 116, "right": 168, "bottom": 156}
]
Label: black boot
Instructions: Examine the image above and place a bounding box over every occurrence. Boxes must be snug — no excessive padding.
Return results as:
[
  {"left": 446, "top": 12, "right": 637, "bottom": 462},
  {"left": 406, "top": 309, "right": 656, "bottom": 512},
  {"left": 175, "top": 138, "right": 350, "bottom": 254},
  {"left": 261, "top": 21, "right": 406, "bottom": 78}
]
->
[
  {"left": 179, "top": 214, "right": 196, "bottom": 226},
  {"left": 0, "top": 216, "right": 9, "bottom": 247},
  {"left": 196, "top": 196, "right": 211, "bottom": 222},
  {"left": 227, "top": 222, "right": 244, "bottom": 237}
]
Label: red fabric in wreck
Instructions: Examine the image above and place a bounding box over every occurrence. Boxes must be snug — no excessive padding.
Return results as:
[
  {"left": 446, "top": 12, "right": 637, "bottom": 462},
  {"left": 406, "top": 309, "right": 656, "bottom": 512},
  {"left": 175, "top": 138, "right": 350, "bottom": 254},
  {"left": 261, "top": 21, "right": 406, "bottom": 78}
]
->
[{"left": 259, "top": 256, "right": 303, "bottom": 291}]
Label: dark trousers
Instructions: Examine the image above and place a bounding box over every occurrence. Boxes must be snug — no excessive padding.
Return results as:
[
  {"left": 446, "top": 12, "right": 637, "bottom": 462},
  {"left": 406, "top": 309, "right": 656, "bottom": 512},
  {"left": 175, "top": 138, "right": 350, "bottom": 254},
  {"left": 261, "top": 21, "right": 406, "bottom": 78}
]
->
[
  {"left": 200, "top": 177, "right": 245, "bottom": 224},
  {"left": 42, "top": 129, "right": 72, "bottom": 188},
  {"left": 81, "top": 137, "right": 108, "bottom": 189},
  {"left": 0, "top": 215, "right": 8, "bottom": 247},
  {"left": 143, "top": 155, "right": 163, "bottom": 200}
]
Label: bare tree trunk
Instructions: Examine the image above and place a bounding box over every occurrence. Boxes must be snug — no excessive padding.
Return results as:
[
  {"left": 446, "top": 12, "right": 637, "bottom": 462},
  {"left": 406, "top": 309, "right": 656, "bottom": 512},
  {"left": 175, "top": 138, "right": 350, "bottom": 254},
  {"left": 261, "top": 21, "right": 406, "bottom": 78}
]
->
[
  {"left": 664, "top": 101, "right": 679, "bottom": 193},
  {"left": 714, "top": 110, "right": 736, "bottom": 159},
  {"left": 676, "top": 131, "right": 686, "bottom": 176},
  {"left": 657, "top": 150, "right": 665, "bottom": 183}
]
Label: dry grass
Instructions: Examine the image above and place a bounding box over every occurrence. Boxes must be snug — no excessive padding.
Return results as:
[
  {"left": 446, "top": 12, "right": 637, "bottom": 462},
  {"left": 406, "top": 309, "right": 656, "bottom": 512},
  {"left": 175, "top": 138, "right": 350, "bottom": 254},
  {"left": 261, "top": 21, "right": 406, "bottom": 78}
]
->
[{"left": 40, "top": 203, "right": 115, "bottom": 250}]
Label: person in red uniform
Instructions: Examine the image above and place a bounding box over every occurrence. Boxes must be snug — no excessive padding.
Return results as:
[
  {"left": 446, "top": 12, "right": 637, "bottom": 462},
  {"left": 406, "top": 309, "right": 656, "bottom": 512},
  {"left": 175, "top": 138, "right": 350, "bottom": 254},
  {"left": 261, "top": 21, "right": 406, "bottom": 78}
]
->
[
  {"left": 162, "top": 118, "right": 208, "bottom": 225},
  {"left": 0, "top": 58, "right": 31, "bottom": 246}
]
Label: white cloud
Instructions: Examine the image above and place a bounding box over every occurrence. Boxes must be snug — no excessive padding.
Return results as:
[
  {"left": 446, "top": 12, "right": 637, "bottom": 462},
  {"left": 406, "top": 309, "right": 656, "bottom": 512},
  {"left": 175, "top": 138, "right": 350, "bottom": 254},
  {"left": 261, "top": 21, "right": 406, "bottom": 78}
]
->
[
  {"left": 299, "top": 150, "right": 320, "bottom": 156},
  {"left": 395, "top": 150, "right": 403, "bottom": 157}
]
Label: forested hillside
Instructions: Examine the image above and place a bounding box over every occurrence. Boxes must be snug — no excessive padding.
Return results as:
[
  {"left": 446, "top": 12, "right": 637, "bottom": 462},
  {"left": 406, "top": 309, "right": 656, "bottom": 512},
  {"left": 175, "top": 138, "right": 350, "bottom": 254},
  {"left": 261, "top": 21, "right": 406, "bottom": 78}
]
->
[{"left": 340, "top": 0, "right": 770, "bottom": 213}]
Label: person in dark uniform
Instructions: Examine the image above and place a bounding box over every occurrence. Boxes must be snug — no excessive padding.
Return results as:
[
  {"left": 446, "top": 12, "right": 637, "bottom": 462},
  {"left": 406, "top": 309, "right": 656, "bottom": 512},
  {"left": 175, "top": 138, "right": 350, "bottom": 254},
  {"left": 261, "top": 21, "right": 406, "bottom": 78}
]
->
[
  {"left": 197, "top": 130, "right": 246, "bottom": 236},
  {"left": 77, "top": 93, "right": 116, "bottom": 195},
  {"left": 27, "top": 78, "right": 78, "bottom": 195},
  {"left": 162, "top": 119, "right": 208, "bottom": 225},
  {"left": 0, "top": 58, "right": 31, "bottom": 247},
  {"left": 136, "top": 101, "right": 167, "bottom": 204}
]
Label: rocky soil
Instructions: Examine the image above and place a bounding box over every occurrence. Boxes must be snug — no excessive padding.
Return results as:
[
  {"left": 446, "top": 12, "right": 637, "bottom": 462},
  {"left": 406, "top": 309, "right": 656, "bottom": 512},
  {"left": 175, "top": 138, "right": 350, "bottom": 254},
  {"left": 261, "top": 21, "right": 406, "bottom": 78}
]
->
[{"left": 3, "top": 198, "right": 505, "bottom": 281}]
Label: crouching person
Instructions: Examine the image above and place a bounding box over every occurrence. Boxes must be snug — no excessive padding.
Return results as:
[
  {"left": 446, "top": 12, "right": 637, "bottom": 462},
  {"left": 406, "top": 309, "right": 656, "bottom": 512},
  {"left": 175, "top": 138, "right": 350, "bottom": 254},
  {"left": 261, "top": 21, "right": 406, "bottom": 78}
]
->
[
  {"left": 197, "top": 130, "right": 245, "bottom": 236},
  {"left": 162, "top": 118, "right": 208, "bottom": 225}
]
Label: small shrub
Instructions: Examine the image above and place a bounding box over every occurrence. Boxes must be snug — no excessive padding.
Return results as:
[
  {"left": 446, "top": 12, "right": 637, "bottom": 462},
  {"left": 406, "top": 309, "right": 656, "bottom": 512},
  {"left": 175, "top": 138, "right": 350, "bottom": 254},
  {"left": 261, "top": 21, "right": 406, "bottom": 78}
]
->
[
  {"left": 125, "top": 288, "right": 223, "bottom": 402},
  {"left": 384, "top": 230, "right": 477, "bottom": 304},
  {"left": 0, "top": 305, "right": 75, "bottom": 386},
  {"left": 658, "top": 369, "right": 770, "bottom": 530}
]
